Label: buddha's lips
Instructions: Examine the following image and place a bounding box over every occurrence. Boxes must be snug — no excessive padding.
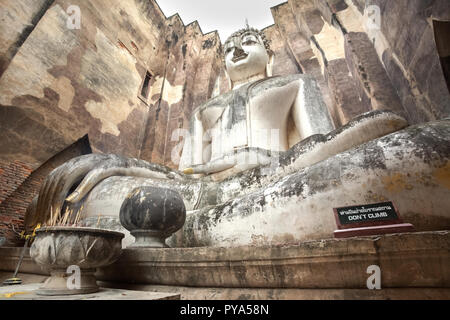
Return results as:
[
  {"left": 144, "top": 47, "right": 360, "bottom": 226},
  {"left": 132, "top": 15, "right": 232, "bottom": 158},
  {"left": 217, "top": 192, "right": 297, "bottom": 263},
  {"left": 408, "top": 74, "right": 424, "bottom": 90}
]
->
[{"left": 232, "top": 53, "right": 248, "bottom": 62}]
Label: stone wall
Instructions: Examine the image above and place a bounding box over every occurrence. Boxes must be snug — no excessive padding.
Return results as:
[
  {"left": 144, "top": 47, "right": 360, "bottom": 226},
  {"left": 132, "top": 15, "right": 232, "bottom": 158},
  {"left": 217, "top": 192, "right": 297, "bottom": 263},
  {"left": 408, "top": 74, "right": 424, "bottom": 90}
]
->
[
  {"left": 139, "top": 17, "right": 224, "bottom": 169},
  {"left": 0, "top": 0, "right": 55, "bottom": 77},
  {"left": 0, "top": 161, "right": 32, "bottom": 205},
  {"left": 0, "top": 160, "right": 33, "bottom": 245},
  {"left": 341, "top": 0, "right": 450, "bottom": 122},
  {"left": 267, "top": 0, "right": 450, "bottom": 126},
  {"left": 0, "top": 0, "right": 168, "bottom": 169},
  {"left": 0, "top": 0, "right": 224, "bottom": 170}
]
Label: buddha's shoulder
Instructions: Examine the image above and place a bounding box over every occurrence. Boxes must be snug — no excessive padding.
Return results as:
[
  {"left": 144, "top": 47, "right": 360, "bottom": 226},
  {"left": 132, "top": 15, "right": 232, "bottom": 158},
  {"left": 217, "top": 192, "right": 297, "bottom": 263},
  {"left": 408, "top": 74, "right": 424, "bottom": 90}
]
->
[
  {"left": 247, "top": 74, "right": 316, "bottom": 97},
  {"left": 193, "top": 74, "right": 317, "bottom": 113},
  {"left": 258, "top": 74, "right": 316, "bottom": 88},
  {"left": 194, "top": 90, "right": 235, "bottom": 113}
]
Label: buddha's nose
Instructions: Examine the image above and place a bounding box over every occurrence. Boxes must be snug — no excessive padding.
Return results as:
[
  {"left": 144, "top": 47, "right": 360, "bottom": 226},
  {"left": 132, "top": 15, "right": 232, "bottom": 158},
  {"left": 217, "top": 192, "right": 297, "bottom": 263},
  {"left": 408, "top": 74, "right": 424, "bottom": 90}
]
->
[{"left": 233, "top": 42, "right": 245, "bottom": 57}]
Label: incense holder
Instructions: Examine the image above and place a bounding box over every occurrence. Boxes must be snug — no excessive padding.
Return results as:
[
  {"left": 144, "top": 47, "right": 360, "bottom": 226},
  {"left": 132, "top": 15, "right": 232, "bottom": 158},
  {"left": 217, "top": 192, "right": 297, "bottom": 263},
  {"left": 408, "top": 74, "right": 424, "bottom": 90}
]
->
[{"left": 30, "top": 226, "right": 123, "bottom": 295}]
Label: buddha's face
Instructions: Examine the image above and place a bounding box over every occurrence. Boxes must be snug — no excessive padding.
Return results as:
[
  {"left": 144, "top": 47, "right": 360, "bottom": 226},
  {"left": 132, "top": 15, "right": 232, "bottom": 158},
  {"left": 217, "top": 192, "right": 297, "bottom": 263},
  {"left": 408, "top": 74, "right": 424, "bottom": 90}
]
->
[{"left": 224, "top": 32, "right": 270, "bottom": 83}]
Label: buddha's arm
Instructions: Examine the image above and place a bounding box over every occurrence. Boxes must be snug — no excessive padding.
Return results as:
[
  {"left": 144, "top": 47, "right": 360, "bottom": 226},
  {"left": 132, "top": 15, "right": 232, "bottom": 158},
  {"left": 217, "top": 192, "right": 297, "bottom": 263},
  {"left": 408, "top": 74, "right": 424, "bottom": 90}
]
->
[
  {"left": 291, "top": 77, "right": 335, "bottom": 139},
  {"left": 191, "top": 111, "right": 205, "bottom": 166},
  {"left": 182, "top": 110, "right": 236, "bottom": 174},
  {"left": 179, "top": 111, "right": 207, "bottom": 172},
  {"left": 182, "top": 109, "right": 237, "bottom": 175}
]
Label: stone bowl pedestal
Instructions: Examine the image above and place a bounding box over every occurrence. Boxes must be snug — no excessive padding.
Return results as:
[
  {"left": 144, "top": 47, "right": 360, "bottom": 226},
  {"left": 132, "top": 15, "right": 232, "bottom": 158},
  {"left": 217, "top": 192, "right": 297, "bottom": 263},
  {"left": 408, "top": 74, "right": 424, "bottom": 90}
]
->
[
  {"left": 119, "top": 186, "right": 186, "bottom": 248},
  {"left": 30, "top": 226, "right": 124, "bottom": 295}
]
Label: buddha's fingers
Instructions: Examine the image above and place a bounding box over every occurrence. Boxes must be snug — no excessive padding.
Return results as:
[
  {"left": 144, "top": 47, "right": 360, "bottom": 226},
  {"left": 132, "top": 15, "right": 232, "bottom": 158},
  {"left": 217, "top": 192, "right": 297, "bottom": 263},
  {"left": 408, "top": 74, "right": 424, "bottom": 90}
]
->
[
  {"left": 36, "top": 166, "right": 63, "bottom": 223},
  {"left": 36, "top": 154, "right": 112, "bottom": 220},
  {"left": 183, "top": 157, "right": 236, "bottom": 175},
  {"left": 65, "top": 167, "right": 124, "bottom": 203},
  {"left": 66, "top": 165, "right": 173, "bottom": 203},
  {"left": 46, "top": 164, "right": 69, "bottom": 219}
]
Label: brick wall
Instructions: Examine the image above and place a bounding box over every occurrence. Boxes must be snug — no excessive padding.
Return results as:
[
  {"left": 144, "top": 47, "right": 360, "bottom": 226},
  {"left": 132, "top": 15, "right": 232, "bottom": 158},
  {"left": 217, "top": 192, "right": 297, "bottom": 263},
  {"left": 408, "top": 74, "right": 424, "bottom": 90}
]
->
[
  {"left": 0, "top": 135, "right": 91, "bottom": 246},
  {"left": 0, "top": 161, "right": 32, "bottom": 204},
  {"left": 0, "top": 161, "right": 33, "bottom": 246}
]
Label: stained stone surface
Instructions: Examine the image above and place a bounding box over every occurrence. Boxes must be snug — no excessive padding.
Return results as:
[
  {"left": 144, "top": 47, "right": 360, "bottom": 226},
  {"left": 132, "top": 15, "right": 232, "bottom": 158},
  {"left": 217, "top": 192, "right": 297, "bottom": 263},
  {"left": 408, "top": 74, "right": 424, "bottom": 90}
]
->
[
  {"left": 1, "top": 0, "right": 449, "bottom": 172},
  {"left": 0, "top": 283, "right": 180, "bottom": 300},
  {"left": 3, "top": 0, "right": 448, "bottom": 172},
  {"left": 98, "top": 283, "right": 450, "bottom": 300},
  {"left": 172, "top": 119, "right": 450, "bottom": 247}
]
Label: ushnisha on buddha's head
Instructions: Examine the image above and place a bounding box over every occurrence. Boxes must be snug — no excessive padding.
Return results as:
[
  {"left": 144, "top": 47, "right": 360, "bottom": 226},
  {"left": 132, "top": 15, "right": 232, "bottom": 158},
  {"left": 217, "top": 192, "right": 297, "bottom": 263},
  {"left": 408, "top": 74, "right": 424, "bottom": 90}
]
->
[{"left": 223, "top": 26, "right": 274, "bottom": 87}]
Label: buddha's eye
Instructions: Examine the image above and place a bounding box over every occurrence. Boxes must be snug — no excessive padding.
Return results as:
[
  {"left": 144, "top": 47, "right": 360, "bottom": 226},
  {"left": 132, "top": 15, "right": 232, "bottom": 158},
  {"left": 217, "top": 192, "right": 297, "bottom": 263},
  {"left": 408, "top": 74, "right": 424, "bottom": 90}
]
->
[
  {"left": 242, "top": 39, "right": 256, "bottom": 45},
  {"left": 225, "top": 47, "right": 233, "bottom": 54}
]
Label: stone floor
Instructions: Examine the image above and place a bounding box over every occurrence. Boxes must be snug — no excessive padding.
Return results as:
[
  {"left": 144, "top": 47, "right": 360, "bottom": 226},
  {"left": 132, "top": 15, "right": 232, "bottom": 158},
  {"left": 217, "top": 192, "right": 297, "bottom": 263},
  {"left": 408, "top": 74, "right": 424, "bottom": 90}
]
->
[
  {"left": 0, "top": 283, "right": 180, "bottom": 300},
  {"left": 1, "top": 231, "right": 449, "bottom": 300},
  {"left": 1, "top": 274, "right": 449, "bottom": 300}
]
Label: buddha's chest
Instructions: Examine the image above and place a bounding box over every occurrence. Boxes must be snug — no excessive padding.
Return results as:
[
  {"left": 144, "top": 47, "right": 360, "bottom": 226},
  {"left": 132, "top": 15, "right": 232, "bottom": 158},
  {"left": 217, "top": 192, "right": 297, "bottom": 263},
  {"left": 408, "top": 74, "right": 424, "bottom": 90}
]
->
[
  {"left": 202, "top": 79, "right": 299, "bottom": 153},
  {"left": 202, "top": 80, "right": 299, "bottom": 129}
]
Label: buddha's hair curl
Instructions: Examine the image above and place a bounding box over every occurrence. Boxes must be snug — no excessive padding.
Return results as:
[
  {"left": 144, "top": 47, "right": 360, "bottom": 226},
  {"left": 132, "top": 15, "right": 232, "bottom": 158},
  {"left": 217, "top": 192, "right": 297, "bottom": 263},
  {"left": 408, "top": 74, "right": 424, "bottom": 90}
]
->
[{"left": 224, "top": 26, "right": 273, "bottom": 55}]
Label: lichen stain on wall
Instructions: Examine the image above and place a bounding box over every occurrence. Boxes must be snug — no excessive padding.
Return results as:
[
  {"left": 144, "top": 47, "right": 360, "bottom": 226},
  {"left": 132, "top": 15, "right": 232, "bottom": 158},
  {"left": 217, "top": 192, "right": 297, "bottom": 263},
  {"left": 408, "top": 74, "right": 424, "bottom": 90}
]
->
[
  {"left": 381, "top": 172, "right": 413, "bottom": 193},
  {"left": 0, "top": 5, "right": 80, "bottom": 106},
  {"left": 432, "top": 161, "right": 450, "bottom": 190},
  {"left": 314, "top": 15, "right": 345, "bottom": 62},
  {"left": 51, "top": 76, "right": 75, "bottom": 112},
  {"left": 149, "top": 76, "right": 184, "bottom": 106},
  {"left": 162, "top": 79, "right": 184, "bottom": 106},
  {"left": 83, "top": 28, "right": 143, "bottom": 136}
]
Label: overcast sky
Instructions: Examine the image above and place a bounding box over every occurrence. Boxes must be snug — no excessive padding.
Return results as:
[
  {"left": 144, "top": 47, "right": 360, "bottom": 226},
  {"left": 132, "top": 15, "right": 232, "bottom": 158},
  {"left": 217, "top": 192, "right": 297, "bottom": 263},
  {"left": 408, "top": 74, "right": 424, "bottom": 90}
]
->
[{"left": 156, "top": 0, "right": 286, "bottom": 42}]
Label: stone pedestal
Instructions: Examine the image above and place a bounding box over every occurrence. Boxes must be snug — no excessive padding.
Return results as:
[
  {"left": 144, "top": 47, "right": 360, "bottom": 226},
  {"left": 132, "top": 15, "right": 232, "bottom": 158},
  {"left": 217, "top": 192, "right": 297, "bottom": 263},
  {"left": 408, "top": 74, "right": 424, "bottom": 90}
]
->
[
  {"left": 35, "top": 268, "right": 98, "bottom": 296},
  {"left": 129, "top": 230, "right": 171, "bottom": 248},
  {"left": 97, "top": 231, "right": 450, "bottom": 289},
  {"left": 1, "top": 231, "right": 449, "bottom": 299}
]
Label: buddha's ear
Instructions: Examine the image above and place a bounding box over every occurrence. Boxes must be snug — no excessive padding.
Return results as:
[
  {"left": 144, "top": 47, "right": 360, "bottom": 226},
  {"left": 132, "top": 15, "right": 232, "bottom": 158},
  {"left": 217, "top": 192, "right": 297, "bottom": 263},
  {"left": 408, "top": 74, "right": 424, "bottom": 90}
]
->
[
  {"left": 266, "top": 52, "right": 274, "bottom": 77},
  {"left": 224, "top": 67, "right": 233, "bottom": 90},
  {"left": 222, "top": 66, "right": 233, "bottom": 93}
]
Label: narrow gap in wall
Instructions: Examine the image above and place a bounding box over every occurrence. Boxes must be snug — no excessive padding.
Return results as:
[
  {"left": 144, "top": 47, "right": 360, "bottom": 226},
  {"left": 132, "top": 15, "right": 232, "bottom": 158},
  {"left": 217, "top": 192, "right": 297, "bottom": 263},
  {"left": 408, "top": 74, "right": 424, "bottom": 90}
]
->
[
  {"left": 331, "top": 13, "right": 348, "bottom": 35},
  {"left": 433, "top": 20, "right": 450, "bottom": 94},
  {"left": 140, "top": 71, "right": 152, "bottom": 101}
]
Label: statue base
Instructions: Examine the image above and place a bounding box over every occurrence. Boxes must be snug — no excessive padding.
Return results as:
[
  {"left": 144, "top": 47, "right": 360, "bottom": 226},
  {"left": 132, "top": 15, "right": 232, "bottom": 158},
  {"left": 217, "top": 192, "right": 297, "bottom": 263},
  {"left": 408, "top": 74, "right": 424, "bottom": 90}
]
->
[
  {"left": 1, "top": 231, "right": 449, "bottom": 299},
  {"left": 96, "top": 231, "right": 450, "bottom": 289},
  {"left": 334, "top": 223, "right": 415, "bottom": 238}
]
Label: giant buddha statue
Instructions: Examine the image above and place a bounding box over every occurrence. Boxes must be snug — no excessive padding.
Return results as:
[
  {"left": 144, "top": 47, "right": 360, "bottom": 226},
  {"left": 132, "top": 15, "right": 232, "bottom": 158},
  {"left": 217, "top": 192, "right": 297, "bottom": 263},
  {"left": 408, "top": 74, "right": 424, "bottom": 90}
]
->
[{"left": 29, "top": 26, "right": 450, "bottom": 247}]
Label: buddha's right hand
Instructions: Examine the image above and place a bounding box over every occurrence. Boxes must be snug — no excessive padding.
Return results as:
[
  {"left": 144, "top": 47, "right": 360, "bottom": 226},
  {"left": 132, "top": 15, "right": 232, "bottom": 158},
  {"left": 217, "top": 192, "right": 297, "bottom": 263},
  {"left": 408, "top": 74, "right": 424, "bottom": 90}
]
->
[
  {"left": 182, "top": 149, "right": 273, "bottom": 175},
  {"left": 36, "top": 153, "right": 176, "bottom": 219}
]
